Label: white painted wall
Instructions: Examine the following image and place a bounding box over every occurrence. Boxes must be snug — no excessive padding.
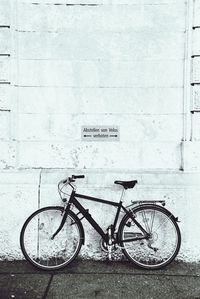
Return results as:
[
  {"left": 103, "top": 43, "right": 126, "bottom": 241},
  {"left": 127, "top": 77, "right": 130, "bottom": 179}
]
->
[{"left": 0, "top": 0, "right": 200, "bottom": 262}]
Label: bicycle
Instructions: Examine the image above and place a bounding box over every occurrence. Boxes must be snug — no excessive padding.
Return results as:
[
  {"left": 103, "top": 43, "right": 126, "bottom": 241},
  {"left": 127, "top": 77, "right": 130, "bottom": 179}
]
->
[{"left": 20, "top": 175, "right": 181, "bottom": 271}]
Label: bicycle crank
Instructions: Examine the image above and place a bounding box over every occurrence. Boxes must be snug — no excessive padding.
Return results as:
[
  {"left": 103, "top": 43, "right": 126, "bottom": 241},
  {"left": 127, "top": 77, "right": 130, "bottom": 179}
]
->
[{"left": 100, "top": 238, "right": 117, "bottom": 253}]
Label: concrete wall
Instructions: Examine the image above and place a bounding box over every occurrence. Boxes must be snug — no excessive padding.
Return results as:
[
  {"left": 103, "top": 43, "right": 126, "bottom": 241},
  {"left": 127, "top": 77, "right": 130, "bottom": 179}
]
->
[{"left": 0, "top": 0, "right": 200, "bottom": 262}]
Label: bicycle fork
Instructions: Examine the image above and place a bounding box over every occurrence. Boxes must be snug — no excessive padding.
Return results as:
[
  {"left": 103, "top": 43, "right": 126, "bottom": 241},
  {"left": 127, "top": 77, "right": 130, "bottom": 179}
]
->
[{"left": 51, "top": 204, "right": 71, "bottom": 240}]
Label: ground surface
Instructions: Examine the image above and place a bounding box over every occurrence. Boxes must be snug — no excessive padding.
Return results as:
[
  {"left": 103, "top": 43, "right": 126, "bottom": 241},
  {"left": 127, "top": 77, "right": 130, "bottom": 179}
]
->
[{"left": 0, "top": 260, "right": 200, "bottom": 299}]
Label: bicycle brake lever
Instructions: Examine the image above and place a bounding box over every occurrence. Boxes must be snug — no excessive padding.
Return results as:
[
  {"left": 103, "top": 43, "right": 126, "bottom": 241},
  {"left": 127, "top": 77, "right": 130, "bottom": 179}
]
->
[{"left": 63, "top": 178, "right": 75, "bottom": 184}]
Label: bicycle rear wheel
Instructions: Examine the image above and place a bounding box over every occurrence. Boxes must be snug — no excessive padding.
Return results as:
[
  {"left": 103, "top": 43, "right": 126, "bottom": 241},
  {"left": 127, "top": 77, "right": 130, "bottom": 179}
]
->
[
  {"left": 118, "top": 205, "right": 181, "bottom": 270},
  {"left": 20, "top": 206, "right": 84, "bottom": 270}
]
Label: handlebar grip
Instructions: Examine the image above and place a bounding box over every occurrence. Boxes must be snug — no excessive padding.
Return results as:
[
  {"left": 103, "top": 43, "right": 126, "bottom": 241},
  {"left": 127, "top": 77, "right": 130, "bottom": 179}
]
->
[{"left": 72, "top": 175, "right": 85, "bottom": 179}]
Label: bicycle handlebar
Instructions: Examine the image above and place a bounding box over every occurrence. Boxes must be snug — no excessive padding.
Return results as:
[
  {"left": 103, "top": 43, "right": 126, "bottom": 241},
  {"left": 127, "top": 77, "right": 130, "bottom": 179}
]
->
[
  {"left": 62, "top": 175, "right": 85, "bottom": 184},
  {"left": 72, "top": 175, "right": 85, "bottom": 179}
]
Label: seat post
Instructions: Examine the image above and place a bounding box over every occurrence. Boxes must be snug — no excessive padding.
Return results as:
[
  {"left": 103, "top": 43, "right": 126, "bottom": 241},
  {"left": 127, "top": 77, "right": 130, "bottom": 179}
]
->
[{"left": 120, "top": 188, "right": 126, "bottom": 202}]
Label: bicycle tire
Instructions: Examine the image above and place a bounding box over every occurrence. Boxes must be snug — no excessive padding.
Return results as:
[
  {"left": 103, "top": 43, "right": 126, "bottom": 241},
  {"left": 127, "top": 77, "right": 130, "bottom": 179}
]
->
[
  {"left": 118, "top": 204, "right": 181, "bottom": 270},
  {"left": 20, "top": 206, "right": 84, "bottom": 270}
]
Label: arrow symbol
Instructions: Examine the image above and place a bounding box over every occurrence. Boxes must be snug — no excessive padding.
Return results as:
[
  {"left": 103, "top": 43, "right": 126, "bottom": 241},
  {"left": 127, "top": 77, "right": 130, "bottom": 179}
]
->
[
  {"left": 84, "top": 134, "right": 92, "bottom": 137},
  {"left": 110, "top": 135, "right": 118, "bottom": 137}
]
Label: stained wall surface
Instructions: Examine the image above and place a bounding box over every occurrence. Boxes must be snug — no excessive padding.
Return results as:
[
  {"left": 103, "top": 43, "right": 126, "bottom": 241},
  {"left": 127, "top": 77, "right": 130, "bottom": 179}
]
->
[{"left": 0, "top": 0, "right": 200, "bottom": 262}]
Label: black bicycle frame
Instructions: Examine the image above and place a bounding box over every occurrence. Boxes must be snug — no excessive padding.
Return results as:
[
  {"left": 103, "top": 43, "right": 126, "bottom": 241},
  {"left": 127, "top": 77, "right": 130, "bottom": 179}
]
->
[{"left": 67, "top": 191, "right": 149, "bottom": 244}]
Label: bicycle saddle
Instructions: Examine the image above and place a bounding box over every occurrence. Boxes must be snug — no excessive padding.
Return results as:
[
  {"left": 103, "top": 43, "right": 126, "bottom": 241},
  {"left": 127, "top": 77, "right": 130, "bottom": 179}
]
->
[{"left": 114, "top": 180, "right": 138, "bottom": 189}]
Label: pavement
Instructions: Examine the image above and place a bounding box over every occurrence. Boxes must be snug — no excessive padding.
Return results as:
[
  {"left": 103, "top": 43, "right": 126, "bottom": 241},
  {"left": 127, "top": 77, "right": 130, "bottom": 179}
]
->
[{"left": 0, "top": 260, "right": 200, "bottom": 299}]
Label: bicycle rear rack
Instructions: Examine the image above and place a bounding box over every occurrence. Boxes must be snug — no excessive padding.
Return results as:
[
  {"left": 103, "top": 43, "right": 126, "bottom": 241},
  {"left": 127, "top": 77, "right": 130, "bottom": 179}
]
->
[{"left": 126, "top": 200, "right": 165, "bottom": 209}]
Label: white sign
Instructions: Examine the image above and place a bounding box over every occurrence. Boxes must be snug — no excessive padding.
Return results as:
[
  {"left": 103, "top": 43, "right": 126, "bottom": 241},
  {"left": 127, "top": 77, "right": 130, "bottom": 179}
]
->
[{"left": 82, "top": 126, "right": 120, "bottom": 141}]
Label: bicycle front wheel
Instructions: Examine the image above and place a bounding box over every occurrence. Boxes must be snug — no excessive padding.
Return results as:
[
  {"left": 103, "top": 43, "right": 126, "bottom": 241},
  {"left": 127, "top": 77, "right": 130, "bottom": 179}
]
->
[
  {"left": 20, "top": 206, "right": 84, "bottom": 270},
  {"left": 118, "top": 205, "right": 181, "bottom": 270}
]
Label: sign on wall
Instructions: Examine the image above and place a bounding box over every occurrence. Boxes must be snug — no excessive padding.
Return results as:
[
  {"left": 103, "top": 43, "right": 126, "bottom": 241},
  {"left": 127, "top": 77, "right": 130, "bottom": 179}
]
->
[{"left": 81, "top": 126, "right": 120, "bottom": 141}]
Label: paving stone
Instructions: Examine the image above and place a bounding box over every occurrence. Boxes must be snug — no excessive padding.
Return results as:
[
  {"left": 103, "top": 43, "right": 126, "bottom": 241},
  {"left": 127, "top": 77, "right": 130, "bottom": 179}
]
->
[{"left": 0, "top": 274, "right": 50, "bottom": 299}]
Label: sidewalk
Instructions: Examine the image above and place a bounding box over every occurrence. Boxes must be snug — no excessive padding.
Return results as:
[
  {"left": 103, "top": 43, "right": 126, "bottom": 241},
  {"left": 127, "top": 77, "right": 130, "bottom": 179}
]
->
[{"left": 0, "top": 260, "right": 200, "bottom": 299}]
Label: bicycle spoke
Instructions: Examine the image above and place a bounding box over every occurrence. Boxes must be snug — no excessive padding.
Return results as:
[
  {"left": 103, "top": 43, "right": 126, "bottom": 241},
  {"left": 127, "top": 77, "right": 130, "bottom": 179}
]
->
[
  {"left": 150, "top": 209, "right": 155, "bottom": 233},
  {"left": 141, "top": 209, "right": 156, "bottom": 234},
  {"left": 152, "top": 214, "right": 173, "bottom": 233},
  {"left": 141, "top": 210, "right": 150, "bottom": 233}
]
